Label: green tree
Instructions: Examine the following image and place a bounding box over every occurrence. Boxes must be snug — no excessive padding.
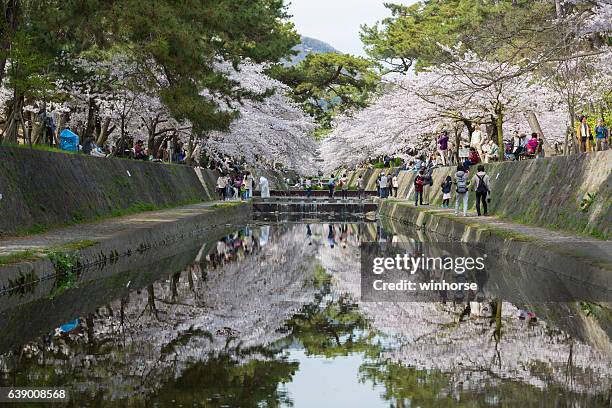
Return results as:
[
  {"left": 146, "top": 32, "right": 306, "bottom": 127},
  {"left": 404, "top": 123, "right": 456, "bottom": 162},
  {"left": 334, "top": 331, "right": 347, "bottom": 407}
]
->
[
  {"left": 360, "top": 0, "right": 559, "bottom": 73},
  {"left": 268, "top": 52, "right": 380, "bottom": 131}
]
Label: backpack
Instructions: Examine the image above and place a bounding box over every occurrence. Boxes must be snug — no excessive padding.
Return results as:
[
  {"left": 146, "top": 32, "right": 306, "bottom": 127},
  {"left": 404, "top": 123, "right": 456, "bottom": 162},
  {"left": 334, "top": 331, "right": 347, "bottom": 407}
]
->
[
  {"left": 476, "top": 175, "right": 488, "bottom": 193},
  {"left": 456, "top": 175, "right": 467, "bottom": 193}
]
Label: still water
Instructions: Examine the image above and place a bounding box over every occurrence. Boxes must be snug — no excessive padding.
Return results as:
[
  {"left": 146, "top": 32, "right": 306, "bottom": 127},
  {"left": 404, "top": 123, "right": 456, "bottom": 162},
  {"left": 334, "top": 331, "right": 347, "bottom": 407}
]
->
[{"left": 0, "top": 222, "right": 610, "bottom": 407}]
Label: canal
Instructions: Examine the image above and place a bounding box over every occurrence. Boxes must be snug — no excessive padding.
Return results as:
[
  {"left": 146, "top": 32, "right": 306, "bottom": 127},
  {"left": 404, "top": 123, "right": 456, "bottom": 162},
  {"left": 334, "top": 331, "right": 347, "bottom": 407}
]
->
[{"left": 0, "top": 221, "right": 610, "bottom": 407}]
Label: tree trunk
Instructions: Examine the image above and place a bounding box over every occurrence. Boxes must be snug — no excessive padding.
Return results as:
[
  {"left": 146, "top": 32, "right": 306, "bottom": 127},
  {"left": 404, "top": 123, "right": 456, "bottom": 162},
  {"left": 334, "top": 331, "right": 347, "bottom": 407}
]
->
[
  {"left": 186, "top": 134, "right": 195, "bottom": 166},
  {"left": 555, "top": 0, "right": 562, "bottom": 18},
  {"left": 566, "top": 105, "right": 576, "bottom": 155},
  {"left": 526, "top": 111, "right": 554, "bottom": 155},
  {"left": 96, "top": 117, "right": 114, "bottom": 146},
  {"left": 84, "top": 97, "right": 98, "bottom": 141},
  {"left": 495, "top": 112, "right": 504, "bottom": 161},
  {"left": 1, "top": 92, "right": 24, "bottom": 144},
  {"left": 0, "top": 0, "right": 22, "bottom": 86},
  {"left": 31, "top": 111, "right": 44, "bottom": 145}
]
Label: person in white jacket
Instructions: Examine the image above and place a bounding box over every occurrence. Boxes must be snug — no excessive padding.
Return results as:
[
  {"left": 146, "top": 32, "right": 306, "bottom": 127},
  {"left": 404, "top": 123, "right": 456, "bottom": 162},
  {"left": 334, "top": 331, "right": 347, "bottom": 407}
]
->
[
  {"left": 471, "top": 126, "right": 484, "bottom": 157},
  {"left": 259, "top": 176, "right": 270, "bottom": 198}
]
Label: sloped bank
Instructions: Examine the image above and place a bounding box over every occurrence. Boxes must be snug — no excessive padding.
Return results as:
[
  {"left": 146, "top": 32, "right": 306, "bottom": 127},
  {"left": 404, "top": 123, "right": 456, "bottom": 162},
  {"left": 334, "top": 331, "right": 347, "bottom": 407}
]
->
[
  {"left": 345, "top": 151, "right": 611, "bottom": 239},
  {"left": 0, "top": 146, "right": 220, "bottom": 236}
]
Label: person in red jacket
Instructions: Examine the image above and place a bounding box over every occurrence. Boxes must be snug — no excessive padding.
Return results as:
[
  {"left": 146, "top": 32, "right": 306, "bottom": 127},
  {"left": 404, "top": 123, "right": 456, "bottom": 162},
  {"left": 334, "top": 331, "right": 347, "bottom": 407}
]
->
[{"left": 414, "top": 169, "right": 425, "bottom": 206}]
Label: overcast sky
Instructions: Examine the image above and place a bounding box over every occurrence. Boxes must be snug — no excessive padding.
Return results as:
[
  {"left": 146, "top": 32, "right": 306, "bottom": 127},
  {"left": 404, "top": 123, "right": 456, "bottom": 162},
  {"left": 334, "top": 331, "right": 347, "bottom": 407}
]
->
[{"left": 286, "top": 0, "right": 416, "bottom": 57}]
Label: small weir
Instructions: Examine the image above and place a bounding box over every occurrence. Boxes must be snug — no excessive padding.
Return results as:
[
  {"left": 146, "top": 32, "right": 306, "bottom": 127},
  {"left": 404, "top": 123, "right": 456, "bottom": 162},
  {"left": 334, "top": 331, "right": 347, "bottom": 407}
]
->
[{"left": 252, "top": 196, "right": 379, "bottom": 214}]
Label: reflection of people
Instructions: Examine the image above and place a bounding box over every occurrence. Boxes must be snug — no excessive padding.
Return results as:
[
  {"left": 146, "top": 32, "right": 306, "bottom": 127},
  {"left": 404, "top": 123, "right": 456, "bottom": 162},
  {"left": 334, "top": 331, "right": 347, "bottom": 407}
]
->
[
  {"left": 306, "top": 224, "right": 312, "bottom": 245},
  {"left": 259, "top": 176, "right": 270, "bottom": 198},
  {"left": 327, "top": 225, "right": 336, "bottom": 248},
  {"left": 259, "top": 225, "right": 270, "bottom": 246}
]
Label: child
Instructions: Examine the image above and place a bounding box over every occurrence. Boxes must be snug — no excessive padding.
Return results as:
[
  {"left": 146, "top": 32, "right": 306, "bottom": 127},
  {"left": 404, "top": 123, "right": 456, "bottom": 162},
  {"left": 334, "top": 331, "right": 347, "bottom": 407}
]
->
[
  {"left": 441, "top": 176, "right": 452, "bottom": 208},
  {"left": 414, "top": 170, "right": 424, "bottom": 206}
]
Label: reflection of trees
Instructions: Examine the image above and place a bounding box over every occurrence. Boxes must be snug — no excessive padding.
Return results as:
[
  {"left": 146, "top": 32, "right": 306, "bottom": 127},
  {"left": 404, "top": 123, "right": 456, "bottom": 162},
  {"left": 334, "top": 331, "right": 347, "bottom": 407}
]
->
[
  {"left": 279, "top": 264, "right": 381, "bottom": 359},
  {"left": 359, "top": 359, "right": 611, "bottom": 408},
  {"left": 284, "top": 293, "right": 379, "bottom": 358},
  {"left": 0, "top": 225, "right": 316, "bottom": 405},
  {"left": 152, "top": 348, "right": 298, "bottom": 408}
]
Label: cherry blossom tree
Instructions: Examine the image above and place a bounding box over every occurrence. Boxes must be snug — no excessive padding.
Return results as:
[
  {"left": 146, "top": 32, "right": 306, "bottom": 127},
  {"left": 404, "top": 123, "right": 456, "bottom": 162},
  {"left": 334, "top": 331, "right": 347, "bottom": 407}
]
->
[{"left": 202, "top": 62, "right": 319, "bottom": 175}]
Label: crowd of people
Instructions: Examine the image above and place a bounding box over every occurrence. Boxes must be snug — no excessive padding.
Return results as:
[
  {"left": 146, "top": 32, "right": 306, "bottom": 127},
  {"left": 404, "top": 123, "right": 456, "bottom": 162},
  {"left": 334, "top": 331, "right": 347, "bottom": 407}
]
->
[{"left": 215, "top": 172, "right": 257, "bottom": 201}]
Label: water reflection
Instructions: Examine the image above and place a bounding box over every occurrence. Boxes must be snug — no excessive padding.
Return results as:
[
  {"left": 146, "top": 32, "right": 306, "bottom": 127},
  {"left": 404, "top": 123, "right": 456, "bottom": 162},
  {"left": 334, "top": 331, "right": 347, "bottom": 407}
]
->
[{"left": 0, "top": 223, "right": 609, "bottom": 407}]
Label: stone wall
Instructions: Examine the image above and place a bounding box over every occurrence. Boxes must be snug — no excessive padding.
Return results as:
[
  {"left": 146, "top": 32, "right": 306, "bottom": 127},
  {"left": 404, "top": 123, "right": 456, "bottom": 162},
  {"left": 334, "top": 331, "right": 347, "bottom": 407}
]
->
[
  {"left": 344, "top": 152, "right": 611, "bottom": 239},
  {"left": 0, "top": 147, "right": 219, "bottom": 236}
]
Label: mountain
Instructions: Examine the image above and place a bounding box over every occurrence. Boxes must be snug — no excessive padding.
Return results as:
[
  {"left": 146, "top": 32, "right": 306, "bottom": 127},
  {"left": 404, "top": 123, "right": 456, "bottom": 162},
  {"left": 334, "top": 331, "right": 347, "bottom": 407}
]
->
[{"left": 286, "top": 36, "right": 339, "bottom": 65}]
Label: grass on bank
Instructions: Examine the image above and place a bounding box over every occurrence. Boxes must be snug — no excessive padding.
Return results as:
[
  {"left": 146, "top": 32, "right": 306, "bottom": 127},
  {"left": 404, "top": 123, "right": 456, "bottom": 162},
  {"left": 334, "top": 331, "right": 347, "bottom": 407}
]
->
[
  {"left": 0, "top": 250, "right": 40, "bottom": 266},
  {"left": 0, "top": 239, "right": 100, "bottom": 267},
  {"left": 13, "top": 199, "right": 206, "bottom": 237},
  {"left": 1, "top": 142, "right": 76, "bottom": 154}
]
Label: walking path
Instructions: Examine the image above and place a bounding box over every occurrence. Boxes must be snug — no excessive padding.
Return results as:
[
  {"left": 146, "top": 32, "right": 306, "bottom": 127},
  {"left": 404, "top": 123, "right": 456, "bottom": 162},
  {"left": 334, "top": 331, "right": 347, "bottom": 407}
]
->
[
  {"left": 0, "top": 201, "right": 239, "bottom": 257},
  {"left": 385, "top": 199, "right": 612, "bottom": 268}
]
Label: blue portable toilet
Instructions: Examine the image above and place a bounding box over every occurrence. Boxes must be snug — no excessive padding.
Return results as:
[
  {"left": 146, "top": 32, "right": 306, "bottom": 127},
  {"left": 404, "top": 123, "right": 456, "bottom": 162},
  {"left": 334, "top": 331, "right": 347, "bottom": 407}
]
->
[{"left": 59, "top": 128, "right": 79, "bottom": 152}]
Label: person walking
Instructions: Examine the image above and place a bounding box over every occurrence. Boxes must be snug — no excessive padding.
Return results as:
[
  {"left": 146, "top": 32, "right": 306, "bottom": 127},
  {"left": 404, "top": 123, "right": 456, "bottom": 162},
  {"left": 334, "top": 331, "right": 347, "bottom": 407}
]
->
[
  {"left": 472, "top": 165, "right": 491, "bottom": 216},
  {"left": 245, "top": 172, "right": 254, "bottom": 199},
  {"left": 454, "top": 165, "right": 469, "bottom": 216},
  {"left": 328, "top": 175, "right": 336, "bottom": 199},
  {"left": 357, "top": 175, "right": 365, "bottom": 200},
  {"left": 339, "top": 174, "right": 349, "bottom": 200},
  {"left": 216, "top": 173, "right": 227, "bottom": 201},
  {"left": 441, "top": 176, "right": 452, "bottom": 208},
  {"left": 438, "top": 131, "right": 449, "bottom": 166},
  {"left": 414, "top": 170, "right": 424, "bottom": 206},
  {"left": 391, "top": 174, "right": 399, "bottom": 197},
  {"left": 379, "top": 172, "right": 388, "bottom": 199},
  {"left": 305, "top": 177, "right": 313, "bottom": 199},
  {"left": 595, "top": 119, "right": 609, "bottom": 151},
  {"left": 576, "top": 116, "right": 592, "bottom": 153},
  {"left": 259, "top": 176, "right": 270, "bottom": 198}
]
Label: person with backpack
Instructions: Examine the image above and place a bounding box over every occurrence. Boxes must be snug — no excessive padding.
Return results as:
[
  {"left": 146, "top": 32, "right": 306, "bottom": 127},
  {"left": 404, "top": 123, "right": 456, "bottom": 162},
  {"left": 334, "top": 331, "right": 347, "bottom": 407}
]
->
[
  {"left": 441, "top": 176, "right": 452, "bottom": 208},
  {"left": 328, "top": 175, "right": 336, "bottom": 199},
  {"left": 422, "top": 169, "right": 433, "bottom": 205},
  {"left": 414, "top": 170, "right": 425, "bottom": 206},
  {"left": 339, "top": 174, "right": 349, "bottom": 200},
  {"left": 454, "top": 165, "right": 469, "bottom": 216},
  {"left": 472, "top": 165, "right": 491, "bottom": 216},
  {"left": 595, "top": 119, "right": 609, "bottom": 151}
]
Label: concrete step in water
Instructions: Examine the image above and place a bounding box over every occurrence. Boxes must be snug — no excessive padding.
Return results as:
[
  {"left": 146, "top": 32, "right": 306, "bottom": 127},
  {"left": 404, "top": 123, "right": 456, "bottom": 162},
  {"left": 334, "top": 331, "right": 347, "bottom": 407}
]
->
[
  {"left": 252, "top": 197, "right": 377, "bottom": 204},
  {"left": 252, "top": 199, "right": 379, "bottom": 214}
]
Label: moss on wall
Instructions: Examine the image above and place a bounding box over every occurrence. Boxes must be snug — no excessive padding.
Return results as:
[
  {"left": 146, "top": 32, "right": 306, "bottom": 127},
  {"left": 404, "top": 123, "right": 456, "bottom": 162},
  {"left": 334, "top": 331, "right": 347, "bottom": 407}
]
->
[
  {"left": 0, "top": 147, "right": 219, "bottom": 236},
  {"left": 348, "top": 152, "right": 611, "bottom": 239}
]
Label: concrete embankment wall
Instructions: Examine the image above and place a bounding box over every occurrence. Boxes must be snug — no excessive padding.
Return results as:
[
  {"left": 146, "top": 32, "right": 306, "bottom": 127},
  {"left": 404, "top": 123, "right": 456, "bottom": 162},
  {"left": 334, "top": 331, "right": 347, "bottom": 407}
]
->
[
  {"left": 0, "top": 147, "right": 220, "bottom": 236},
  {"left": 343, "top": 151, "right": 611, "bottom": 239}
]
